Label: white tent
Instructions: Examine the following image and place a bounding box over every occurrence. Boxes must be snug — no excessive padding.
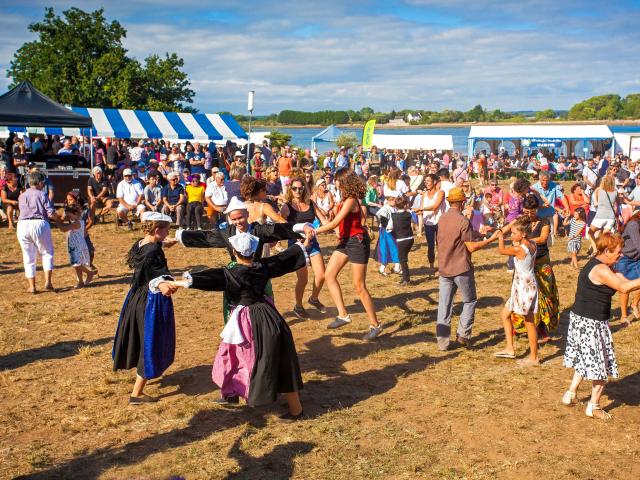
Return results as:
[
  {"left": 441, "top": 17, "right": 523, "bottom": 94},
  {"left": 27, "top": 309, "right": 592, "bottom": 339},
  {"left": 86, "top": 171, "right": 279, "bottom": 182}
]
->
[
  {"left": 614, "top": 132, "right": 640, "bottom": 161},
  {"left": 468, "top": 124, "right": 613, "bottom": 158},
  {"left": 371, "top": 133, "right": 453, "bottom": 151}
]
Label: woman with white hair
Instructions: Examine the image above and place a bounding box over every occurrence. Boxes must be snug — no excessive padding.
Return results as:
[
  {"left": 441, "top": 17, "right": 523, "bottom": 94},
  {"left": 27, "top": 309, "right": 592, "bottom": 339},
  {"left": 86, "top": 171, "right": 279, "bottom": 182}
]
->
[
  {"left": 87, "top": 166, "right": 118, "bottom": 219},
  {"left": 16, "top": 171, "right": 61, "bottom": 293}
]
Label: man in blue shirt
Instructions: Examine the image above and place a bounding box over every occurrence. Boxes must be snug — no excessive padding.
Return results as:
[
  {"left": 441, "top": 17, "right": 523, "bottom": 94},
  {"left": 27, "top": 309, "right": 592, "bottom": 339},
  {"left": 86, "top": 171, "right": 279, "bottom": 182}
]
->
[
  {"left": 161, "top": 172, "right": 186, "bottom": 226},
  {"left": 336, "top": 147, "right": 349, "bottom": 170},
  {"left": 532, "top": 171, "right": 568, "bottom": 235}
]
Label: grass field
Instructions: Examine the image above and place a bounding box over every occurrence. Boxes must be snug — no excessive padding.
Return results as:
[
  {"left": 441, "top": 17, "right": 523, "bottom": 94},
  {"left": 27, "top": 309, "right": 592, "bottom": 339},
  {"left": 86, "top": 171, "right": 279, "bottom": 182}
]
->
[{"left": 1, "top": 195, "right": 639, "bottom": 479}]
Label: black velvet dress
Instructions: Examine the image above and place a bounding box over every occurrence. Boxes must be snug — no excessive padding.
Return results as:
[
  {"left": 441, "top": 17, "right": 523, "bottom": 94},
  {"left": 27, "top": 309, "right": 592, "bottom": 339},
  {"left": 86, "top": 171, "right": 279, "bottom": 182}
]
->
[
  {"left": 112, "top": 241, "right": 175, "bottom": 379},
  {"left": 189, "top": 245, "right": 306, "bottom": 406}
]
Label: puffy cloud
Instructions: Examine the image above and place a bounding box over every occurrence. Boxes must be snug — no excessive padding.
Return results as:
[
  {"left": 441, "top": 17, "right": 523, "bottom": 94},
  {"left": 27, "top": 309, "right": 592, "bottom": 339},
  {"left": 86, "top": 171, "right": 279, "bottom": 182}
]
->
[{"left": 2, "top": 1, "right": 639, "bottom": 114}]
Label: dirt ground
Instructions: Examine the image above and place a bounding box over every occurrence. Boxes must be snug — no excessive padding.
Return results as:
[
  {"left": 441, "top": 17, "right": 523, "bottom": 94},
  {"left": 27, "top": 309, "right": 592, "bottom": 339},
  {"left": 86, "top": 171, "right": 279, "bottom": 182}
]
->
[{"left": 1, "top": 197, "right": 639, "bottom": 479}]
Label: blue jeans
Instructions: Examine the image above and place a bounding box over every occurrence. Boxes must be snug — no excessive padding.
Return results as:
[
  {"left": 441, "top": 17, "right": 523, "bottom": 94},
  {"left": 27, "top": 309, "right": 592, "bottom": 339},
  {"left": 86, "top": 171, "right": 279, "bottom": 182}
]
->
[{"left": 424, "top": 224, "right": 438, "bottom": 265}]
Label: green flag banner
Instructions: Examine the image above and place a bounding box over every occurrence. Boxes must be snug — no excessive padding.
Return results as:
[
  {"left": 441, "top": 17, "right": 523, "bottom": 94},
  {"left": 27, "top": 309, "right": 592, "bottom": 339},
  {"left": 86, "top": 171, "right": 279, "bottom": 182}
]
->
[{"left": 362, "top": 119, "right": 376, "bottom": 151}]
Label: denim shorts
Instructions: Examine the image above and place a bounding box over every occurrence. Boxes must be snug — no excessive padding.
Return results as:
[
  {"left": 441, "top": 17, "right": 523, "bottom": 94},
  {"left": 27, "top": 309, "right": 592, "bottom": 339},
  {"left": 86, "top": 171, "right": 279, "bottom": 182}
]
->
[{"left": 288, "top": 237, "right": 321, "bottom": 257}]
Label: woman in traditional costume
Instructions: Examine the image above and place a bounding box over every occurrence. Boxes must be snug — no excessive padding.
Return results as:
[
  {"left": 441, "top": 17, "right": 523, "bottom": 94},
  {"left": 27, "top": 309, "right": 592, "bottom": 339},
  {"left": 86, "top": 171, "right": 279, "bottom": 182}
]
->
[
  {"left": 168, "top": 232, "right": 310, "bottom": 421},
  {"left": 112, "top": 212, "right": 178, "bottom": 404}
]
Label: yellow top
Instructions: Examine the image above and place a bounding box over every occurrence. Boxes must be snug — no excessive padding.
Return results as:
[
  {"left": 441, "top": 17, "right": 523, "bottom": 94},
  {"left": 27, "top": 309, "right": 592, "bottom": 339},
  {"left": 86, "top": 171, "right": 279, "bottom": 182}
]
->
[{"left": 185, "top": 184, "right": 204, "bottom": 203}]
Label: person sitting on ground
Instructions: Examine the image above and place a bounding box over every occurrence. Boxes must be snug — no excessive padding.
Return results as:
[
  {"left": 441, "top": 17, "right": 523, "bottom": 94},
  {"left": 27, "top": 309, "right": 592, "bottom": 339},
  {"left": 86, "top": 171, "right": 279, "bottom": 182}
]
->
[
  {"left": 1, "top": 171, "right": 20, "bottom": 229},
  {"left": 205, "top": 170, "right": 228, "bottom": 227},
  {"left": 143, "top": 173, "right": 163, "bottom": 212},
  {"left": 87, "top": 166, "right": 118, "bottom": 221},
  {"left": 312, "top": 177, "right": 336, "bottom": 225},
  {"left": 161, "top": 172, "right": 186, "bottom": 226},
  {"left": 185, "top": 174, "right": 205, "bottom": 230},
  {"left": 116, "top": 168, "right": 146, "bottom": 230}
]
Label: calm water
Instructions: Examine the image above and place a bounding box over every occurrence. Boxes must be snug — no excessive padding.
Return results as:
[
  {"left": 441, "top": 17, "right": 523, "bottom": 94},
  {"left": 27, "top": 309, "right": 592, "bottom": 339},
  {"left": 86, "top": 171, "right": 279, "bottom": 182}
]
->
[{"left": 253, "top": 125, "right": 639, "bottom": 154}]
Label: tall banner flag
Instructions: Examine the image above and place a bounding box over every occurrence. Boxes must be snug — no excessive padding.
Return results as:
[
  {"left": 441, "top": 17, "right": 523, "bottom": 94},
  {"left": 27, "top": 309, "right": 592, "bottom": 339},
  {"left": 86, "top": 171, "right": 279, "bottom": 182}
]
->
[{"left": 362, "top": 119, "right": 376, "bottom": 151}]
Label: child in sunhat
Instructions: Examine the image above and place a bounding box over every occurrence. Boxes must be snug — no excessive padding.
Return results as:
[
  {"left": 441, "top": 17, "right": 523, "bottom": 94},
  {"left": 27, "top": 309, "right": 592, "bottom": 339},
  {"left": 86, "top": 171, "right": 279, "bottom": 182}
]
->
[{"left": 112, "top": 211, "right": 178, "bottom": 404}]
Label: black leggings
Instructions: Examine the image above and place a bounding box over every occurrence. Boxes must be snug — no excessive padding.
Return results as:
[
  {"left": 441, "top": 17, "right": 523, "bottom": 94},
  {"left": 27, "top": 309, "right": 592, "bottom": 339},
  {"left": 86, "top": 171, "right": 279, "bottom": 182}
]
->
[
  {"left": 186, "top": 201, "right": 203, "bottom": 229},
  {"left": 396, "top": 238, "right": 414, "bottom": 282}
]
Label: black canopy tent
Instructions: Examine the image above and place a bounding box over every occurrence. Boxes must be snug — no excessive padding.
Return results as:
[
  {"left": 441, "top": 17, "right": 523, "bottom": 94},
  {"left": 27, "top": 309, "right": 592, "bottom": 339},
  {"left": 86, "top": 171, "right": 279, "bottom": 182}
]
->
[{"left": 0, "top": 81, "right": 94, "bottom": 204}]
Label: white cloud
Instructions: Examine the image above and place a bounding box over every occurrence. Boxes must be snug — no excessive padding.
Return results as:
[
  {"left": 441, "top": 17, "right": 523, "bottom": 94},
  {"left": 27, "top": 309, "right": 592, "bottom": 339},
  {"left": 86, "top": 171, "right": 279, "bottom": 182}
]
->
[{"left": 2, "top": 1, "right": 640, "bottom": 114}]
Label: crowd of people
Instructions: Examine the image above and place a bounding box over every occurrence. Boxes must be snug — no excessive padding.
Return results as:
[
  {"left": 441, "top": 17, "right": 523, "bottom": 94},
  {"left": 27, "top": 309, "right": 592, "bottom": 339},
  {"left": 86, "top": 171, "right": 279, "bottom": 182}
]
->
[{"left": 3, "top": 132, "right": 640, "bottom": 422}]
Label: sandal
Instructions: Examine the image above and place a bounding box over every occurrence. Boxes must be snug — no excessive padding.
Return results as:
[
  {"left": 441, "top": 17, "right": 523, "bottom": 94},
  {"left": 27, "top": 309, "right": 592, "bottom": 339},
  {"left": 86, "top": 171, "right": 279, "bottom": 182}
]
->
[
  {"left": 585, "top": 402, "right": 612, "bottom": 420},
  {"left": 620, "top": 316, "right": 631, "bottom": 328},
  {"left": 562, "top": 390, "right": 577, "bottom": 405},
  {"left": 494, "top": 351, "right": 516, "bottom": 359}
]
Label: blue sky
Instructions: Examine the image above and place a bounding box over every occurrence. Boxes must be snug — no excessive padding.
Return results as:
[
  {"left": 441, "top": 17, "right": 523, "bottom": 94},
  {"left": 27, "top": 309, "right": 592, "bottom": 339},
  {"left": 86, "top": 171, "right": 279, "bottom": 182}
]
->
[{"left": 2, "top": 1, "right": 640, "bottom": 114}]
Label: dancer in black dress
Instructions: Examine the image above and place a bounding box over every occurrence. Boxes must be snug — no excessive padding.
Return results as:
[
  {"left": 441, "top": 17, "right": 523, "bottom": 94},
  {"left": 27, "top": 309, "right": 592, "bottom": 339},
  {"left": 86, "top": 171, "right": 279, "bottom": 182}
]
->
[
  {"left": 112, "top": 212, "right": 178, "bottom": 404},
  {"left": 167, "top": 231, "right": 311, "bottom": 421}
]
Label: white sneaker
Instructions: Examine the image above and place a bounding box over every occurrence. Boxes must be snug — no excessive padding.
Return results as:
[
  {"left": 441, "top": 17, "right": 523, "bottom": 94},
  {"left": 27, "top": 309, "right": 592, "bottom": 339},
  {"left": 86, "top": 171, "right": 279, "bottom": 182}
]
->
[
  {"left": 327, "top": 315, "right": 352, "bottom": 329},
  {"left": 363, "top": 324, "right": 383, "bottom": 341}
]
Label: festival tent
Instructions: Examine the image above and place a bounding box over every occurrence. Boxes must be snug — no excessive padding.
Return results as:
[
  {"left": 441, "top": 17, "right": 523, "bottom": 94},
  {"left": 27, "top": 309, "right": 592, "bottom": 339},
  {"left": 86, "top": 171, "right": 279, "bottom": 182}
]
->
[
  {"left": 17, "top": 107, "right": 247, "bottom": 141},
  {"left": 0, "top": 80, "right": 92, "bottom": 129},
  {"left": 311, "top": 125, "right": 343, "bottom": 149},
  {"left": 371, "top": 133, "right": 453, "bottom": 151},
  {"left": 614, "top": 132, "right": 640, "bottom": 161},
  {"left": 468, "top": 124, "right": 614, "bottom": 158}
]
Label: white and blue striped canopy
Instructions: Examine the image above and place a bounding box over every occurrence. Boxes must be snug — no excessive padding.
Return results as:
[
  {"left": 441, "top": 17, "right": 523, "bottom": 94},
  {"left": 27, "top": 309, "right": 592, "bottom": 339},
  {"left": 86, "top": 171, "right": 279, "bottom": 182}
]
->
[{"left": 3, "top": 107, "right": 247, "bottom": 141}]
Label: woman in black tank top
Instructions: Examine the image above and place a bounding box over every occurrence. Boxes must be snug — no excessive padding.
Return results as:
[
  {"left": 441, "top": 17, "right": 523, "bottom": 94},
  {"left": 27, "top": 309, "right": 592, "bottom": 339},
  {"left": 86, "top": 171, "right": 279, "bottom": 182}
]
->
[
  {"left": 562, "top": 232, "right": 640, "bottom": 420},
  {"left": 279, "top": 177, "right": 326, "bottom": 319}
]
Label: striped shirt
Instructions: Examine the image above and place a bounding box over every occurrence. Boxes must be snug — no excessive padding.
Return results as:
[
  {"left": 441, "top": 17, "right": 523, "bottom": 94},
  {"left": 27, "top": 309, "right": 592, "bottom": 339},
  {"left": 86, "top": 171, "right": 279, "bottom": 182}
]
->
[{"left": 568, "top": 218, "right": 586, "bottom": 239}]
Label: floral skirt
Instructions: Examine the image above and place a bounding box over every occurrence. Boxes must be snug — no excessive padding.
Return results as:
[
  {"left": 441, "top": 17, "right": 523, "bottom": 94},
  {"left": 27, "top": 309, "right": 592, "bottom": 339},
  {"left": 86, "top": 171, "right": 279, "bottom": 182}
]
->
[
  {"left": 563, "top": 311, "right": 618, "bottom": 381},
  {"left": 511, "top": 255, "right": 559, "bottom": 334}
]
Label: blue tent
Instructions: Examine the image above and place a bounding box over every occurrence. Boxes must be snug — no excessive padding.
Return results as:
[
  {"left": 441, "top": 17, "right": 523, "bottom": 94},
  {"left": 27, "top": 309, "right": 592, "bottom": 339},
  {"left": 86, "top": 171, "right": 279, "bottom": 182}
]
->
[{"left": 311, "top": 125, "right": 343, "bottom": 149}]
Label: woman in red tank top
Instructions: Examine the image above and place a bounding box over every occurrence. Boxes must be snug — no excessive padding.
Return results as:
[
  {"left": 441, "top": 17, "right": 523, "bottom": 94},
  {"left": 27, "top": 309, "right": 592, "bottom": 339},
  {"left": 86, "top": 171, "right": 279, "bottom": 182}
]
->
[{"left": 316, "top": 170, "right": 383, "bottom": 340}]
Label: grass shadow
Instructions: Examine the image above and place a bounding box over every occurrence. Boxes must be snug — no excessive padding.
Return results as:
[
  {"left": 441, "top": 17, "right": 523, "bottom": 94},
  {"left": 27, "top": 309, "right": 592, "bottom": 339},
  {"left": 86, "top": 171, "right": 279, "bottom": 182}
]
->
[{"left": 0, "top": 337, "right": 111, "bottom": 371}]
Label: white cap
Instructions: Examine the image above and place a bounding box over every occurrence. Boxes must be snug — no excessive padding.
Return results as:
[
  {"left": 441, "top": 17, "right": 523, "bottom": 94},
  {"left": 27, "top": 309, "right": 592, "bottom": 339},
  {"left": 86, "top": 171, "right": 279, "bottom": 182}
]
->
[
  {"left": 122, "top": 168, "right": 133, "bottom": 176},
  {"left": 234, "top": 151, "right": 245, "bottom": 157},
  {"left": 228, "top": 232, "right": 259, "bottom": 257},
  {"left": 141, "top": 211, "right": 172, "bottom": 223},
  {"left": 223, "top": 196, "right": 248, "bottom": 214}
]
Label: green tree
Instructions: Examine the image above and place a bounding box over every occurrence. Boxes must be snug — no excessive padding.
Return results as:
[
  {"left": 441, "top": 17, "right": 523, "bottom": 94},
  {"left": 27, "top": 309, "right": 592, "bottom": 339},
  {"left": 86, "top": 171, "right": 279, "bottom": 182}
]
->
[
  {"left": 464, "top": 104, "right": 485, "bottom": 122},
  {"left": 568, "top": 94, "right": 622, "bottom": 120},
  {"left": 335, "top": 133, "right": 359, "bottom": 150},
  {"left": 265, "top": 130, "right": 291, "bottom": 149},
  {"left": 535, "top": 109, "right": 556, "bottom": 121},
  {"left": 8, "top": 7, "right": 194, "bottom": 111},
  {"left": 622, "top": 94, "right": 640, "bottom": 118}
]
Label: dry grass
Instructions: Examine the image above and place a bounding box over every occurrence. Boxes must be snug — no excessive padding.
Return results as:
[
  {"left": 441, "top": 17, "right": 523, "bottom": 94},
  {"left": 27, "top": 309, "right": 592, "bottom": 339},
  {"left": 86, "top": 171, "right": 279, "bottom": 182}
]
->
[{"left": 1, "top": 181, "right": 640, "bottom": 479}]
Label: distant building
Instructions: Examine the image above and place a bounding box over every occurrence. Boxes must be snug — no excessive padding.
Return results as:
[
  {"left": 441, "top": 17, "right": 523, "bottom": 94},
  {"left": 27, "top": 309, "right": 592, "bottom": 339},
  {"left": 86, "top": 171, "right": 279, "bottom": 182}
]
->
[{"left": 406, "top": 112, "right": 422, "bottom": 122}]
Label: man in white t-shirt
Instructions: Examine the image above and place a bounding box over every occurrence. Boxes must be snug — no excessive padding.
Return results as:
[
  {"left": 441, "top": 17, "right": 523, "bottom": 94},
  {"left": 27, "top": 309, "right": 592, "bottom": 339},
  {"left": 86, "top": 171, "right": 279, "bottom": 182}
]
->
[
  {"left": 437, "top": 168, "right": 454, "bottom": 211},
  {"left": 205, "top": 171, "right": 228, "bottom": 225},
  {"left": 581, "top": 158, "right": 599, "bottom": 194},
  {"left": 116, "top": 168, "right": 146, "bottom": 229}
]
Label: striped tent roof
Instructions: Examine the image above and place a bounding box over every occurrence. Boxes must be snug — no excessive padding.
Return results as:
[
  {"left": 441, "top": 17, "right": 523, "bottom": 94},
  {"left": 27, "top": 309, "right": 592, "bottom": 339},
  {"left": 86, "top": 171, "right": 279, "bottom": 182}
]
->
[{"left": 2, "top": 107, "right": 247, "bottom": 141}]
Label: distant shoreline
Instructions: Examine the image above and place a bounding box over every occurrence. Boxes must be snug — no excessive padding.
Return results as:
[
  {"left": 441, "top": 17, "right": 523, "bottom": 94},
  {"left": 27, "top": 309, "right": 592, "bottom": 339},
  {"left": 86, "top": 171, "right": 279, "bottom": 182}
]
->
[{"left": 242, "top": 119, "right": 640, "bottom": 130}]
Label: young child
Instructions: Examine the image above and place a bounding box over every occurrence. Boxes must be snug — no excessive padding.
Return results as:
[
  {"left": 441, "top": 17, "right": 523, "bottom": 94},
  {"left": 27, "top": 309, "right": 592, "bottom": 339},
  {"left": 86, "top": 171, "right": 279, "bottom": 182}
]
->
[
  {"left": 565, "top": 207, "right": 587, "bottom": 269},
  {"left": 375, "top": 196, "right": 401, "bottom": 276},
  {"left": 60, "top": 204, "right": 96, "bottom": 288},
  {"left": 112, "top": 212, "right": 177, "bottom": 404},
  {"left": 65, "top": 191, "right": 96, "bottom": 271},
  {"left": 166, "top": 232, "right": 311, "bottom": 421},
  {"left": 494, "top": 217, "right": 539, "bottom": 366},
  {"left": 389, "top": 195, "right": 414, "bottom": 285}
]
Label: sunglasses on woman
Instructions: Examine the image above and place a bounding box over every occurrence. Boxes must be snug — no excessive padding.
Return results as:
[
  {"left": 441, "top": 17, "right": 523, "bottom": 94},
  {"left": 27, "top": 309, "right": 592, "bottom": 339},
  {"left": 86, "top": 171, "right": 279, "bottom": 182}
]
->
[{"left": 291, "top": 186, "right": 305, "bottom": 192}]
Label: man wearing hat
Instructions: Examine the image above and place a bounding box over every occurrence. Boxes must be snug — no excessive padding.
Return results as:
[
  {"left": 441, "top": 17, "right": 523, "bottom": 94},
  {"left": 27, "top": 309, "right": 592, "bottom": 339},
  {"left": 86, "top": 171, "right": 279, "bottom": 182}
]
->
[
  {"left": 116, "top": 168, "right": 146, "bottom": 229},
  {"left": 435, "top": 187, "right": 497, "bottom": 351}
]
